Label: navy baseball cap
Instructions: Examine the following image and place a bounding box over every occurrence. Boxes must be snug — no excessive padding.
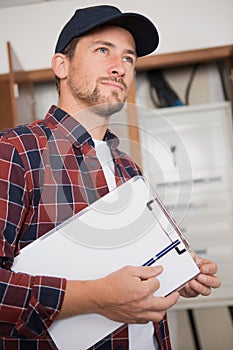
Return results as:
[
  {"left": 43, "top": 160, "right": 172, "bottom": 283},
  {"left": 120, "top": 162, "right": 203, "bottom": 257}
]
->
[{"left": 55, "top": 5, "right": 159, "bottom": 57}]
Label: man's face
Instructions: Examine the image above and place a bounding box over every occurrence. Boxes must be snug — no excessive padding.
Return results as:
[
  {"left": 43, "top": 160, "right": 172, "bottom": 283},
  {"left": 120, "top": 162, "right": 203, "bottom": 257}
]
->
[{"left": 65, "top": 25, "right": 137, "bottom": 117}]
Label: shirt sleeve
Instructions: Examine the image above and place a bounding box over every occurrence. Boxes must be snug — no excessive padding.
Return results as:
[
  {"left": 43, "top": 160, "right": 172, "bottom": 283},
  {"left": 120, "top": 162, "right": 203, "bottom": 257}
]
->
[{"left": 0, "top": 137, "right": 66, "bottom": 339}]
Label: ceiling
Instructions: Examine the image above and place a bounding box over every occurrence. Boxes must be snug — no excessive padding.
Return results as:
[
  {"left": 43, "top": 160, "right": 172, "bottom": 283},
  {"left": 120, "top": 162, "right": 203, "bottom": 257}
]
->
[{"left": 0, "top": 0, "right": 67, "bottom": 8}]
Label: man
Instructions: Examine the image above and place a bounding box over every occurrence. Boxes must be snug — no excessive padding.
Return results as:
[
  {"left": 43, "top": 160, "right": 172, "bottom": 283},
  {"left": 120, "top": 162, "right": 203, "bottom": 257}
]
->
[{"left": 0, "top": 5, "right": 220, "bottom": 350}]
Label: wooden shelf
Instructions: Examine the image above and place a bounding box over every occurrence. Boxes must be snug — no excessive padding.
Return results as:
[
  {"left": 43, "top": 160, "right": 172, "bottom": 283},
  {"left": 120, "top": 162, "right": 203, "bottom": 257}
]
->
[
  {"left": 135, "top": 45, "right": 233, "bottom": 71},
  {"left": 26, "top": 68, "right": 55, "bottom": 83}
]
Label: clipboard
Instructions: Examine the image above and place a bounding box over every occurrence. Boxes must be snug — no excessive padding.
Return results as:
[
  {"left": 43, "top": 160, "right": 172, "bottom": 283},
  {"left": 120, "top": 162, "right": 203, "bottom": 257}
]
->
[{"left": 13, "top": 176, "right": 200, "bottom": 350}]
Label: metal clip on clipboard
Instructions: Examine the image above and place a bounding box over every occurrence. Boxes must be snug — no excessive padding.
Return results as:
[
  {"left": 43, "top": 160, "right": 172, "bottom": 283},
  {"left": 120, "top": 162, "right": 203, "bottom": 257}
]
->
[{"left": 144, "top": 196, "right": 191, "bottom": 267}]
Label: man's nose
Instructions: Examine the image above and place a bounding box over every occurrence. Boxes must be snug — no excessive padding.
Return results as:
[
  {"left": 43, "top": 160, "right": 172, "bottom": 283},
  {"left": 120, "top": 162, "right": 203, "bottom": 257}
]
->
[{"left": 109, "top": 55, "right": 126, "bottom": 77}]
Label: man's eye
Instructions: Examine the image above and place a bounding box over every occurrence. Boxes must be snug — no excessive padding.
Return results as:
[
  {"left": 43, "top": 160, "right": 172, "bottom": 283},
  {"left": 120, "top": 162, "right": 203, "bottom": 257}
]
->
[
  {"left": 98, "top": 47, "right": 108, "bottom": 54},
  {"left": 123, "top": 56, "right": 134, "bottom": 64}
]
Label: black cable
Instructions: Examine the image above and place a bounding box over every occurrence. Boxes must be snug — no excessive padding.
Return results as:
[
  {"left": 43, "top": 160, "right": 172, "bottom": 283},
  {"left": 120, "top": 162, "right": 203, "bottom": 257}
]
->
[
  {"left": 147, "top": 69, "right": 183, "bottom": 108},
  {"left": 217, "top": 61, "right": 229, "bottom": 101},
  {"left": 149, "top": 62, "right": 228, "bottom": 108},
  {"left": 228, "top": 306, "right": 233, "bottom": 323},
  {"left": 149, "top": 79, "right": 160, "bottom": 108},
  {"left": 185, "top": 64, "right": 199, "bottom": 105}
]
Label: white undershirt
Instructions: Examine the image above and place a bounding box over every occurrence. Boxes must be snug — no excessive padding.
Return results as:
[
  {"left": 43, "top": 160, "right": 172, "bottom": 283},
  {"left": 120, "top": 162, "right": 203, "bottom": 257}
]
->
[
  {"left": 93, "top": 139, "right": 116, "bottom": 191},
  {"left": 93, "top": 139, "right": 158, "bottom": 350}
]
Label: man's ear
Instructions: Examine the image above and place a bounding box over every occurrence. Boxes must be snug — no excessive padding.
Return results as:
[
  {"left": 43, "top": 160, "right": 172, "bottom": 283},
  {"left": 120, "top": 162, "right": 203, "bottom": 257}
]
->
[{"left": 51, "top": 53, "right": 68, "bottom": 79}]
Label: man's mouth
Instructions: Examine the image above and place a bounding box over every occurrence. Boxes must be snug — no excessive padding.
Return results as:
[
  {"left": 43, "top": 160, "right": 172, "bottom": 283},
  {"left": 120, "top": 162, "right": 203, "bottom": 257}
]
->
[{"left": 99, "top": 78, "right": 127, "bottom": 91}]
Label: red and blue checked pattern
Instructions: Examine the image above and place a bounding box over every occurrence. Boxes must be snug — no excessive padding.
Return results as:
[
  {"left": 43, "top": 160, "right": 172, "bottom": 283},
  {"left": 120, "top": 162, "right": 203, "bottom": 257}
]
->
[
  {"left": 87, "top": 317, "right": 172, "bottom": 350},
  {"left": 88, "top": 324, "right": 129, "bottom": 350},
  {"left": 0, "top": 105, "right": 171, "bottom": 349}
]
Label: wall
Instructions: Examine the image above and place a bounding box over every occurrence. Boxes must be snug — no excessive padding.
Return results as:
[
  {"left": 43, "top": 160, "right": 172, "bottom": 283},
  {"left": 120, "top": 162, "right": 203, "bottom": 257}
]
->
[{"left": 0, "top": 0, "right": 233, "bottom": 74}]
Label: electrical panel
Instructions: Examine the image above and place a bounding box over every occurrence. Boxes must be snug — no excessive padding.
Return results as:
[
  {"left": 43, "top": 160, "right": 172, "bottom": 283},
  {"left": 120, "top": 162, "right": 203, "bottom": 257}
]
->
[{"left": 137, "top": 101, "right": 233, "bottom": 308}]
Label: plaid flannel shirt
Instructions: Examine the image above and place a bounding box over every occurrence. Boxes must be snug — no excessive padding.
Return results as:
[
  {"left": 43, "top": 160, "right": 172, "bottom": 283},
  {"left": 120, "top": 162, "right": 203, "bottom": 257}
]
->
[{"left": 0, "top": 105, "right": 172, "bottom": 350}]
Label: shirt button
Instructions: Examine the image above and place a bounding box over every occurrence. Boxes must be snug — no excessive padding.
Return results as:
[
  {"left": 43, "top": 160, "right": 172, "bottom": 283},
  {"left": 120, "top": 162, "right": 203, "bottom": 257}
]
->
[{"left": 89, "top": 161, "right": 96, "bottom": 167}]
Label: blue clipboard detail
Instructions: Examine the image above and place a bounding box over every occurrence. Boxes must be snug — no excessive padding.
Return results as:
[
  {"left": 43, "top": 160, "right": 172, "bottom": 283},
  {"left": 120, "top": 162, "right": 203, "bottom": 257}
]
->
[{"left": 143, "top": 239, "right": 181, "bottom": 266}]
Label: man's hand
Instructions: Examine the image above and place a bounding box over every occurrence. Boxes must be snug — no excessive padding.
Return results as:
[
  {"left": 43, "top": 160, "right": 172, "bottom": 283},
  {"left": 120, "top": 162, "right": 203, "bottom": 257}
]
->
[
  {"left": 58, "top": 265, "right": 179, "bottom": 324},
  {"left": 179, "top": 256, "right": 221, "bottom": 298},
  {"left": 95, "top": 265, "right": 179, "bottom": 324}
]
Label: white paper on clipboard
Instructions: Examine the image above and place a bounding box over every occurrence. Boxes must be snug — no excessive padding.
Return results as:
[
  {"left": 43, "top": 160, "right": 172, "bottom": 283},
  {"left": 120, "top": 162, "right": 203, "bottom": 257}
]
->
[{"left": 13, "top": 176, "right": 199, "bottom": 350}]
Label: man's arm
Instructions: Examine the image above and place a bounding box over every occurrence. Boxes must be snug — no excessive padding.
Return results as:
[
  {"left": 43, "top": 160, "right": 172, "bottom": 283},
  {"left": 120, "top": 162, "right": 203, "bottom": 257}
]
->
[
  {"left": 57, "top": 265, "right": 179, "bottom": 324},
  {"left": 0, "top": 268, "right": 66, "bottom": 338},
  {"left": 0, "top": 138, "right": 66, "bottom": 338}
]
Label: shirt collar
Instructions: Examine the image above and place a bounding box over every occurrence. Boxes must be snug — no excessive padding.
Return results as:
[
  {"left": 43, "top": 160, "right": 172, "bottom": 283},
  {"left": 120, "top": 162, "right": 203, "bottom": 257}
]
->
[{"left": 45, "top": 105, "right": 120, "bottom": 150}]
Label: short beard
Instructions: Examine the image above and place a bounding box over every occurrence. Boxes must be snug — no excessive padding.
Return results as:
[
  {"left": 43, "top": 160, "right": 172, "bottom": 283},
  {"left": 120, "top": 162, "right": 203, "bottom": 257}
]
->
[
  {"left": 67, "top": 75, "right": 127, "bottom": 117},
  {"left": 90, "top": 96, "right": 125, "bottom": 118}
]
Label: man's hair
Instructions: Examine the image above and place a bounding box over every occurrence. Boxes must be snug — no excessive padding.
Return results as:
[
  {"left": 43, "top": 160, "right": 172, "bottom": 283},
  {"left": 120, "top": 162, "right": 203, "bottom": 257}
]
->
[{"left": 55, "top": 37, "right": 80, "bottom": 95}]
